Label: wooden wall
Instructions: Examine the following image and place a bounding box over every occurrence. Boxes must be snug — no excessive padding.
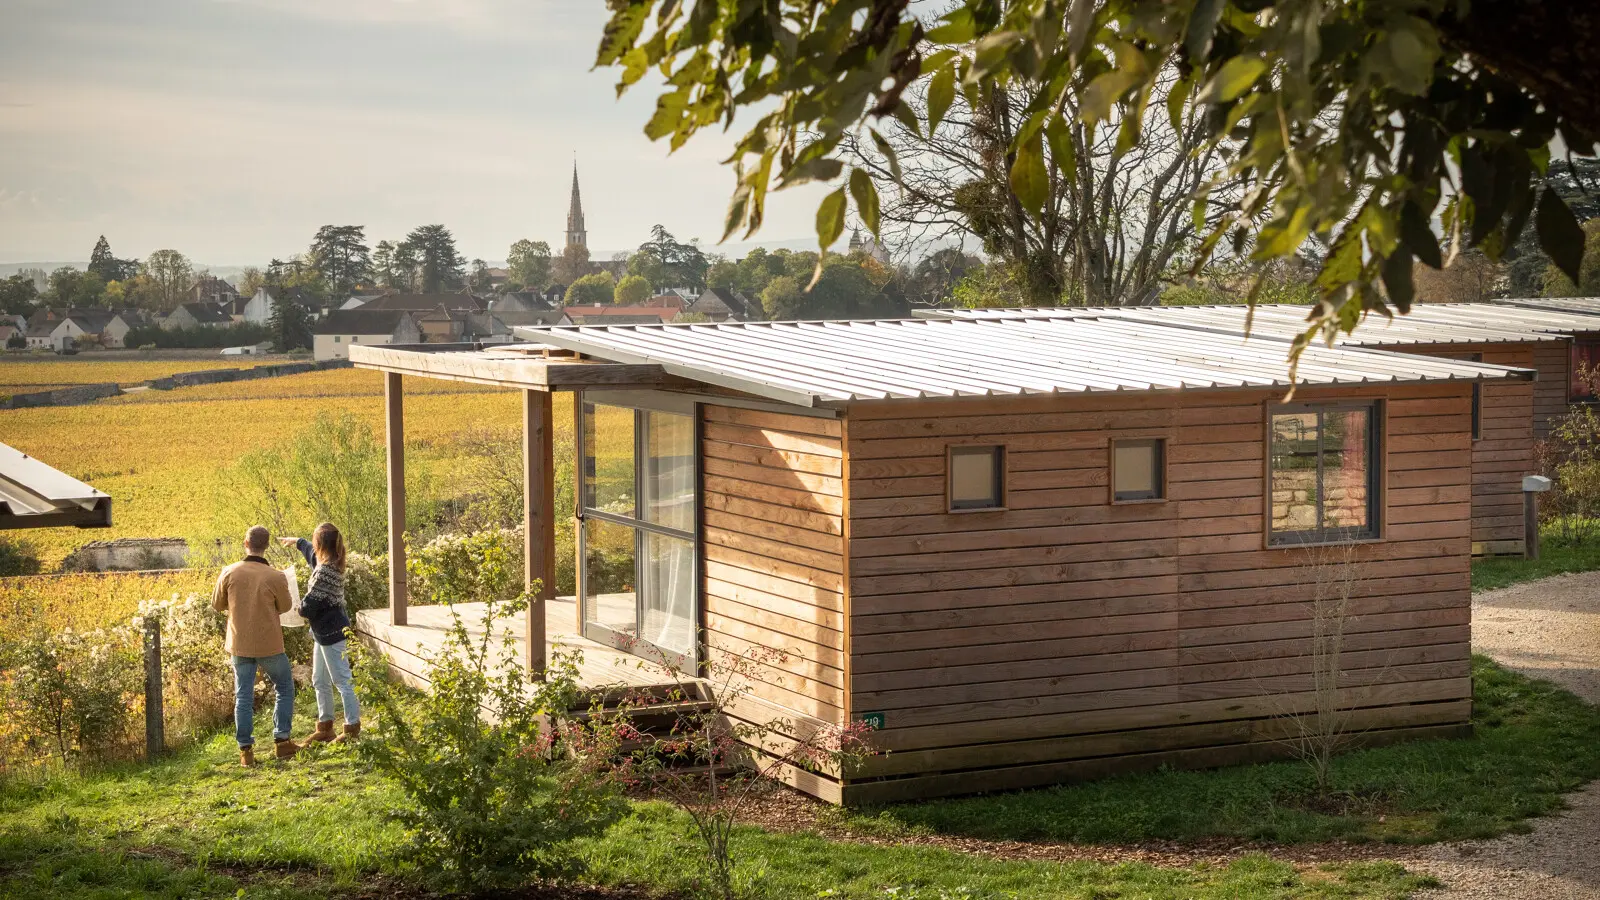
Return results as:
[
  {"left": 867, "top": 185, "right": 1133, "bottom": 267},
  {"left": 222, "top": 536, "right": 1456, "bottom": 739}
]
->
[
  {"left": 1403, "top": 343, "right": 1536, "bottom": 554},
  {"left": 836, "top": 383, "right": 1476, "bottom": 804},
  {"left": 1533, "top": 341, "right": 1570, "bottom": 438},
  {"left": 700, "top": 404, "right": 849, "bottom": 729}
]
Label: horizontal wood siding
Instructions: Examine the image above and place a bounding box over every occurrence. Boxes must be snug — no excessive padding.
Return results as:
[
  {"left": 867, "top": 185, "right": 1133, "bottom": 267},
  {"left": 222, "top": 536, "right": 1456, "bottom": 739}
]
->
[
  {"left": 701, "top": 404, "right": 847, "bottom": 728},
  {"left": 839, "top": 384, "right": 1475, "bottom": 801},
  {"left": 1403, "top": 343, "right": 1535, "bottom": 551},
  {"left": 1533, "top": 341, "right": 1570, "bottom": 438}
]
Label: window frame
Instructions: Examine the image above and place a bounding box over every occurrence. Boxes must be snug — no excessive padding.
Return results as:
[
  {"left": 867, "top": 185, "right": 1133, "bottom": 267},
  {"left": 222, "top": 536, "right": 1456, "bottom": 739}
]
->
[
  {"left": 946, "top": 444, "right": 1006, "bottom": 512},
  {"left": 1109, "top": 437, "right": 1167, "bottom": 504},
  {"left": 1265, "top": 400, "right": 1384, "bottom": 548}
]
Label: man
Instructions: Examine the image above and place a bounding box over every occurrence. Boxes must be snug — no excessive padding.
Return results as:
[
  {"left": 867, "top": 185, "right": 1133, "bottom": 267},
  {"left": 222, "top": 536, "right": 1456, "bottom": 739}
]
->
[{"left": 212, "top": 525, "right": 297, "bottom": 766}]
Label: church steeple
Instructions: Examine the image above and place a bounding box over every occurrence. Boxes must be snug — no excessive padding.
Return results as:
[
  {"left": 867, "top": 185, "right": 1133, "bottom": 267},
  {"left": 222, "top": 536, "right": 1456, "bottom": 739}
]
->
[{"left": 565, "top": 163, "right": 587, "bottom": 250}]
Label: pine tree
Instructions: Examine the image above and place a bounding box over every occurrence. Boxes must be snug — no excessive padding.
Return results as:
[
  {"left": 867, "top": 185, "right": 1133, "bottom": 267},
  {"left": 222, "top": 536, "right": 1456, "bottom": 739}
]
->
[
  {"left": 308, "top": 225, "right": 372, "bottom": 306},
  {"left": 267, "top": 294, "right": 313, "bottom": 351},
  {"left": 87, "top": 236, "right": 116, "bottom": 282}
]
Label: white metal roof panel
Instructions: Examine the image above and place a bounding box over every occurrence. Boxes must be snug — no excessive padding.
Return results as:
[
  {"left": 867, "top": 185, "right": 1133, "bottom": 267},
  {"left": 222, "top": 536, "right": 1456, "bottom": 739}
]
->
[
  {"left": 915, "top": 302, "right": 1600, "bottom": 345},
  {"left": 0, "top": 442, "right": 112, "bottom": 529},
  {"left": 518, "top": 317, "right": 1531, "bottom": 408}
]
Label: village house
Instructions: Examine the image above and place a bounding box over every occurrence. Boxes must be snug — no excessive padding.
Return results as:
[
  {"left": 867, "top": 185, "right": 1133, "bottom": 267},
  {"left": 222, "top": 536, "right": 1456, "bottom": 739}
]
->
[
  {"left": 684, "top": 287, "right": 754, "bottom": 321},
  {"left": 350, "top": 316, "right": 1527, "bottom": 805},
  {"left": 311, "top": 309, "right": 423, "bottom": 362},
  {"left": 242, "top": 286, "right": 319, "bottom": 324},
  {"left": 189, "top": 274, "right": 239, "bottom": 307},
  {"left": 162, "top": 301, "right": 234, "bottom": 331},
  {"left": 563, "top": 303, "right": 681, "bottom": 325}
]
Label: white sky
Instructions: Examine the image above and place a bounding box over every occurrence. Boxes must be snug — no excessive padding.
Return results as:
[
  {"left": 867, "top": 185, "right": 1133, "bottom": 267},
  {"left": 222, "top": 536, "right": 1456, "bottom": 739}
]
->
[{"left": 0, "top": 0, "right": 828, "bottom": 265}]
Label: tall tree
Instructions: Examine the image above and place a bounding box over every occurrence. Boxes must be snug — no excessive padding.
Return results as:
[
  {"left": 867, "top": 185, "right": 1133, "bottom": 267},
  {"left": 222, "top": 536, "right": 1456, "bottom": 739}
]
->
[
  {"left": 267, "top": 294, "right": 314, "bottom": 351},
  {"left": 403, "top": 224, "right": 465, "bottom": 293},
  {"left": 87, "top": 235, "right": 138, "bottom": 283},
  {"left": 507, "top": 239, "right": 553, "bottom": 290},
  {"left": 615, "top": 274, "right": 653, "bottom": 305},
  {"left": 308, "top": 225, "right": 372, "bottom": 306},
  {"left": 0, "top": 274, "right": 39, "bottom": 314},
  {"left": 371, "top": 241, "right": 397, "bottom": 290},
  {"left": 565, "top": 272, "right": 615, "bottom": 305},
  {"left": 237, "top": 267, "right": 266, "bottom": 298},
  {"left": 628, "top": 225, "right": 710, "bottom": 290},
  {"left": 468, "top": 259, "right": 492, "bottom": 293},
  {"left": 45, "top": 267, "right": 106, "bottom": 307},
  {"left": 552, "top": 242, "right": 593, "bottom": 286},
  {"left": 599, "top": 0, "right": 1600, "bottom": 353},
  {"left": 141, "top": 250, "right": 193, "bottom": 312}
]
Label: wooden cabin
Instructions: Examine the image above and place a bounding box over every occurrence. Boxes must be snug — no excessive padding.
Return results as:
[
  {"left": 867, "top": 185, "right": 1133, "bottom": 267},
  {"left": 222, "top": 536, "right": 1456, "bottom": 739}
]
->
[
  {"left": 919, "top": 303, "right": 1600, "bottom": 556},
  {"left": 350, "top": 317, "right": 1530, "bottom": 804}
]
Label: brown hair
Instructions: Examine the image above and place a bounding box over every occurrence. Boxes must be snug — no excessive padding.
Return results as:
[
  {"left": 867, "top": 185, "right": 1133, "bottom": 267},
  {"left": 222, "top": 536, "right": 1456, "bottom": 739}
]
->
[{"left": 312, "top": 522, "right": 346, "bottom": 572}]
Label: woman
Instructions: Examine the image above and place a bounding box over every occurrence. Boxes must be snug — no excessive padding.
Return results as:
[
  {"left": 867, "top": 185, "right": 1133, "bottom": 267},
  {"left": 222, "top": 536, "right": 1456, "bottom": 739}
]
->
[{"left": 279, "top": 524, "right": 360, "bottom": 743}]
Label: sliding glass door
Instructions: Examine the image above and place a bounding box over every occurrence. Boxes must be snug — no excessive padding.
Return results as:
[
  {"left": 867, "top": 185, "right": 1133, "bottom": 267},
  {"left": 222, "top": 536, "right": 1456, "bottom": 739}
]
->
[{"left": 579, "top": 394, "right": 697, "bottom": 668}]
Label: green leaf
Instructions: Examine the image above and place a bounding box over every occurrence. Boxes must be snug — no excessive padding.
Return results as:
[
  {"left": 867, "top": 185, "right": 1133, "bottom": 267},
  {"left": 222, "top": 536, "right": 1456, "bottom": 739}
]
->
[
  {"left": 779, "top": 157, "right": 844, "bottom": 188},
  {"left": 1080, "top": 69, "right": 1144, "bottom": 126},
  {"left": 1400, "top": 201, "right": 1442, "bottom": 269},
  {"left": 1166, "top": 74, "right": 1193, "bottom": 134},
  {"left": 816, "top": 187, "right": 848, "bottom": 250},
  {"left": 1201, "top": 55, "right": 1267, "bottom": 104},
  {"left": 1537, "top": 187, "right": 1586, "bottom": 285},
  {"left": 1185, "top": 0, "right": 1226, "bottom": 64},
  {"left": 927, "top": 65, "right": 955, "bottom": 137},
  {"left": 870, "top": 129, "right": 902, "bottom": 183},
  {"left": 1381, "top": 247, "right": 1414, "bottom": 313},
  {"left": 926, "top": 7, "right": 977, "bottom": 44},
  {"left": 1010, "top": 130, "right": 1049, "bottom": 215},
  {"left": 1045, "top": 115, "right": 1076, "bottom": 175},
  {"left": 1067, "top": 0, "right": 1096, "bottom": 63},
  {"left": 1364, "top": 17, "right": 1440, "bottom": 97},
  {"left": 849, "top": 168, "right": 881, "bottom": 238},
  {"left": 1254, "top": 200, "right": 1312, "bottom": 259}
]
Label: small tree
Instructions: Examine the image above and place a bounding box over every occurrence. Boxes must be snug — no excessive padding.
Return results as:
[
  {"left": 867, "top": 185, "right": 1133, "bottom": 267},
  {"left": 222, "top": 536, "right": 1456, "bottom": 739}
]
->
[
  {"left": 620, "top": 643, "right": 875, "bottom": 900},
  {"left": 1536, "top": 362, "right": 1600, "bottom": 545},
  {"left": 1278, "top": 544, "right": 1367, "bottom": 799}
]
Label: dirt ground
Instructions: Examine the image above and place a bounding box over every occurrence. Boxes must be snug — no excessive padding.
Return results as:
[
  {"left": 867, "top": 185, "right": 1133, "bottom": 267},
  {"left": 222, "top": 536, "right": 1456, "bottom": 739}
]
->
[{"left": 1402, "top": 572, "right": 1600, "bottom": 899}]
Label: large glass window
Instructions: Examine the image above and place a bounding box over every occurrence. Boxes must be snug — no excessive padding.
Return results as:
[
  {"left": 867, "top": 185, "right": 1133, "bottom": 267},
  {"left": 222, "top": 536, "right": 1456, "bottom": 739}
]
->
[
  {"left": 579, "top": 398, "right": 698, "bottom": 666},
  {"left": 1269, "top": 403, "right": 1380, "bottom": 545}
]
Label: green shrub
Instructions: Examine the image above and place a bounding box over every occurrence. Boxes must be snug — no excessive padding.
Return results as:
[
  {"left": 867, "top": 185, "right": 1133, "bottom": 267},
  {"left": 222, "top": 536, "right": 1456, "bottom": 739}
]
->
[
  {"left": 135, "top": 593, "right": 233, "bottom": 741},
  {"left": 0, "top": 624, "right": 141, "bottom": 766},
  {"left": 406, "top": 529, "right": 525, "bottom": 608},
  {"left": 0, "top": 536, "right": 41, "bottom": 576},
  {"left": 343, "top": 552, "right": 390, "bottom": 613},
  {"left": 200, "top": 411, "right": 433, "bottom": 562},
  {"left": 354, "top": 591, "right": 628, "bottom": 889}
]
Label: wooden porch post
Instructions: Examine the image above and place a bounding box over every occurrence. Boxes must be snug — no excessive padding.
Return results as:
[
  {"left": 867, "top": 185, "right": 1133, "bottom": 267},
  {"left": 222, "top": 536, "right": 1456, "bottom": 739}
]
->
[
  {"left": 385, "top": 372, "right": 407, "bottom": 626},
  {"left": 524, "top": 389, "right": 555, "bottom": 678}
]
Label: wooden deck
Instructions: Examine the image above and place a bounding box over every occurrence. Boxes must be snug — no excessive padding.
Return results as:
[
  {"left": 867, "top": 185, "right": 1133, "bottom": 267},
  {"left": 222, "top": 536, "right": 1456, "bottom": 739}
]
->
[{"left": 354, "top": 598, "right": 679, "bottom": 695}]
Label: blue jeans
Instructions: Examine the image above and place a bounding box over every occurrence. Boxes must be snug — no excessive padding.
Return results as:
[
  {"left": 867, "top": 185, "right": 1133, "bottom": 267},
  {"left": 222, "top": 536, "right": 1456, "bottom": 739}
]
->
[
  {"left": 233, "top": 653, "right": 294, "bottom": 748},
  {"left": 312, "top": 639, "right": 360, "bottom": 725}
]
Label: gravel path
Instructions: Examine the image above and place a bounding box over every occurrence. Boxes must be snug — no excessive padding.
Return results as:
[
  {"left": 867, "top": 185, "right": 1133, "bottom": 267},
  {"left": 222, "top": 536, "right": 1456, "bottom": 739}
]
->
[{"left": 1402, "top": 572, "right": 1600, "bottom": 899}]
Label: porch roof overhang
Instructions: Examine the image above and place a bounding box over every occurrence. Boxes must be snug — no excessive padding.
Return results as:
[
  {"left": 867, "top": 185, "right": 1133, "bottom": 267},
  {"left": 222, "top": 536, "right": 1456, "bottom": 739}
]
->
[
  {"left": 0, "top": 442, "right": 112, "bottom": 530},
  {"left": 347, "top": 342, "right": 669, "bottom": 391}
]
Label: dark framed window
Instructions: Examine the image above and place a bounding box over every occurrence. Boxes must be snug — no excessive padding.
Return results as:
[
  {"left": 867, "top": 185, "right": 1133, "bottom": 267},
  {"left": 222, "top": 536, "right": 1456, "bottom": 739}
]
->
[
  {"left": 1572, "top": 341, "right": 1600, "bottom": 402},
  {"left": 1112, "top": 438, "right": 1165, "bottom": 501},
  {"left": 1268, "top": 402, "right": 1381, "bottom": 545},
  {"left": 948, "top": 445, "right": 1005, "bottom": 511}
]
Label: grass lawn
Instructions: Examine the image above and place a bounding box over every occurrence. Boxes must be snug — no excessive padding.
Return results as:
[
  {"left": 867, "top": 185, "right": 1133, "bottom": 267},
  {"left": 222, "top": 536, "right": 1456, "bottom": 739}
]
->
[
  {"left": 4, "top": 657, "right": 1598, "bottom": 899},
  {"left": 1470, "top": 537, "right": 1600, "bottom": 592}
]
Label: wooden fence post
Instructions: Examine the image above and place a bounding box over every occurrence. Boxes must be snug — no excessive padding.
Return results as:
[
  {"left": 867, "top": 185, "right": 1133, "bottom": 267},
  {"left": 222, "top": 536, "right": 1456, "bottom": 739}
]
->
[
  {"left": 143, "top": 616, "right": 164, "bottom": 760},
  {"left": 1523, "top": 475, "right": 1551, "bottom": 561}
]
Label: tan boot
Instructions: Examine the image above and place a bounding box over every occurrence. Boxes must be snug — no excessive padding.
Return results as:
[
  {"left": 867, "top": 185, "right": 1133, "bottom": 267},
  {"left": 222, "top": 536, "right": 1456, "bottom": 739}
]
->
[
  {"left": 274, "top": 738, "right": 300, "bottom": 761},
  {"left": 240, "top": 746, "right": 255, "bottom": 767},
  {"left": 334, "top": 721, "right": 361, "bottom": 744},
  {"left": 305, "top": 720, "right": 336, "bottom": 744}
]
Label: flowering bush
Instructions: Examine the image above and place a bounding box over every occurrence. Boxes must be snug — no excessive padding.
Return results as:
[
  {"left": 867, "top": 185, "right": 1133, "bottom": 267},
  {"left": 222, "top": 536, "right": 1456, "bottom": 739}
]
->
[
  {"left": 134, "top": 593, "right": 233, "bottom": 740},
  {"left": 0, "top": 624, "right": 141, "bottom": 766},
  {"left": 405, "top": 529, "right": 524, "bottom": 608}
]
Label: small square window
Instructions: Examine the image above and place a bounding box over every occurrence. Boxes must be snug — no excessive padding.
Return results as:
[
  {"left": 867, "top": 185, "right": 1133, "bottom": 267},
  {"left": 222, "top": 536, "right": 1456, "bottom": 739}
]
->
[
  {"left": 949, "top": 445, "right": 1004, "bottom": 511},
  {"left": 333, "top": 335, "right": 341, "bottom": 343},
  {"left": 1112, "top": 439, "right": 1165, "bottom": 501},
  {"left": 351, "top": 335, "right": 359, "bottom": 343}
]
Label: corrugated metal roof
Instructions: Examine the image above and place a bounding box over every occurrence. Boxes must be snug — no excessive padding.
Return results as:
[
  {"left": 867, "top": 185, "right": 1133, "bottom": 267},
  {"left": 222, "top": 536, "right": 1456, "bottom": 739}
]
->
[
  {"left": 519, "top": 317, "right": 1531, "bottom": 408},
  {"left": 916, "top": 302, "right": 1600, "bottom": 345},
  {"left": 1495, "top": 296, "right": 1600, "bottom": 321},
  {"left": 0, "top": 442, "right": 112, "bottom": 529}
]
